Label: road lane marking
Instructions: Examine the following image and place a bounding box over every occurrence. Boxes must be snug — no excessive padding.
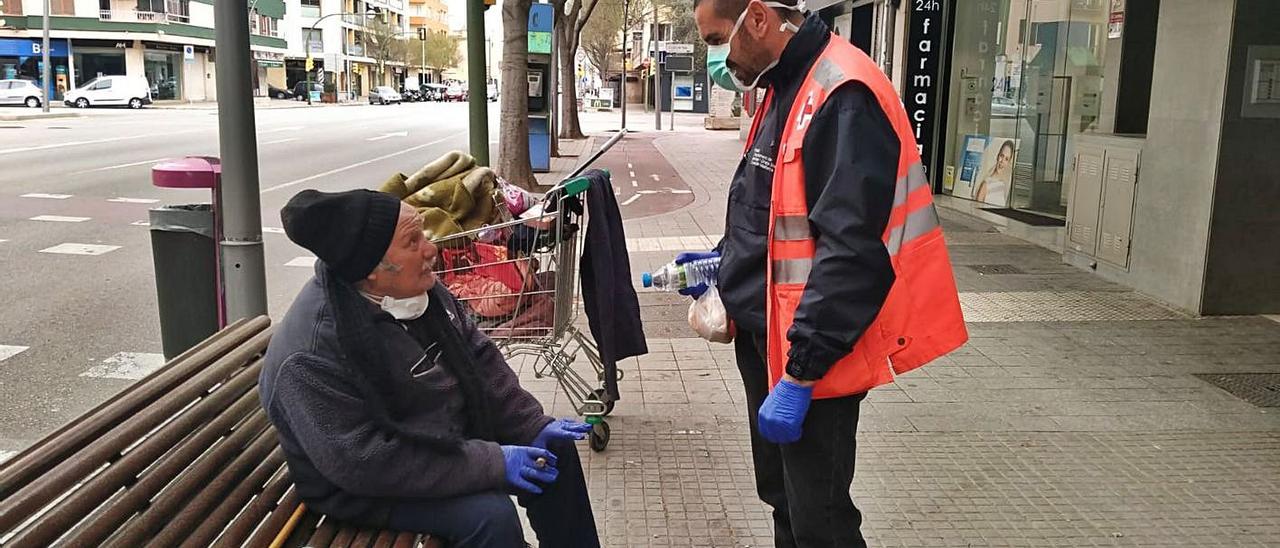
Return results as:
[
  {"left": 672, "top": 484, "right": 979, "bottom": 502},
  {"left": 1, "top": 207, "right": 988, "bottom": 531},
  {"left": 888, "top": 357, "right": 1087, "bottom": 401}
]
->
[
  {"left": 131, "top": 220, "right": 150, "bottom": 227},
  {"left": 286, "top": 256, "right": 317, "bottom": 268},
  {"left": 21, "top": 193, "right": 71, "bottom": 199},
  {"left": 631, "top": 180, "right": 638, "bottom": 187},
  {"left": 30, "top": 215, "right": 90, "bottom": 223},
  {"left": 0, "top": 345, "right": 29, "bottom": 362},
  {"left": 262, "top": 227, "right": 286, "bottom": 234},
  {"left": 629, "top": 171, "right": 636, "bottom": 178},
  {"left": 81, "top": 352, "right": 166, "bottom": 380},
  {"left": 0, "top": 450, "right": 15, "bottom": 464},
  {"left": 620, "top": 194, "right": 641, "bottom": 206},
  {"left": 261, "top": 137, "right": 299, "bottom": 145},
  {"left": 258, "top": 126, "right": 304, "bottom": 134},
  {"left": 367, "top": 131, "right": 408, "bottom": 141},
  {"left": 669, "top": 189, "right": 692, "bottom": 194},
  {"left": 0, "top": 239, "right": 8, "bottom": 243},
  {"left": 71, "top": 158, "right": 170, "bottom": 174},
  {"left": 627, "top": 163, "right": 633, "bottom": 169},
  {"left": 262, "top": 133, "right": 464, "bottom": 194},
  {"left": 0, "top": 129, "right": 205, "bottom": 156},
  {"left": 108, "top": 197, "right": 160, "bottom": 204},
  {"left": 651, "top": 174, "right": 661, "bottom": 181},
  {"left": 39, "top": 243, "right": 121, "bottom": 255}
]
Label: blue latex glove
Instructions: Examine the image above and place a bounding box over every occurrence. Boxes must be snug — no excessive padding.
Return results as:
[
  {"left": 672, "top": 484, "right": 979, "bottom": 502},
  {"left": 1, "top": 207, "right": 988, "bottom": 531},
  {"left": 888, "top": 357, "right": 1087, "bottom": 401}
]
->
[
  {"left": 757, "top": 378, "right": 814, "bottom": 444},
  {"left": 675, "top": 250, "right": 721, "bottom": 298},
  {"left": 500, "top": 445, "right": 559, "bottom": 495},
  {"left": 532, "top": 418, "right": 594, "bottom": 449}
]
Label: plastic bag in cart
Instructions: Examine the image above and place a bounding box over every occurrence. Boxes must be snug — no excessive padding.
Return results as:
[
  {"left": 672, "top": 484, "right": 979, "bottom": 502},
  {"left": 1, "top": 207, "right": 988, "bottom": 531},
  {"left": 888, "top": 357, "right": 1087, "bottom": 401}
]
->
[{"left": 688, "top": 286, "right": 735, "bottom": 344}]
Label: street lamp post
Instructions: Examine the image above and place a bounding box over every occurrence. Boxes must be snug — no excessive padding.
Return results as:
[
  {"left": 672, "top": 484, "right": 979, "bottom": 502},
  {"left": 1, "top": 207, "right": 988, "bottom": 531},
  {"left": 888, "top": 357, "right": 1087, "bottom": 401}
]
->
[
  {"left": 621, "top": 0, "right": 627, "bottom": 130},
  {"left": 41, "top": 0, "right": 50, "bottom": 113},
  {"left": 307, "top": 9, "right": 380, "bottom": 105}
]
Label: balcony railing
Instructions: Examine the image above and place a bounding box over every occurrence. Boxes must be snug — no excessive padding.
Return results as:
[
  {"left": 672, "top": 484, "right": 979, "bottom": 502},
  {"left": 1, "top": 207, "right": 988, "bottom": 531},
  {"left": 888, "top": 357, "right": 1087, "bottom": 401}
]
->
[{"left": 98, "top": 9, "right": 188, "bottom": 24}]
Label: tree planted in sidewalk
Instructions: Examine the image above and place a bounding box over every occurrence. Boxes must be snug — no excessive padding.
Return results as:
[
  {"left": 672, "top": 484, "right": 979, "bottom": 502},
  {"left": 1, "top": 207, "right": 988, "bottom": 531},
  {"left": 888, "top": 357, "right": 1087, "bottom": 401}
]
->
[
  {"left": 365, "top": 20, "right": 409, "bottom": 88},
  {"left": 404, "top": 30, "right": 461, "bottom": 79},
  {"left": 499, "top": 0, "right": 536, "bottom": 189},
  {"left": 551, "top": 0, "right": 604, "bottom": 139},
  {"left": 580, "top": 0, "right": 651, "bottom": 107}
]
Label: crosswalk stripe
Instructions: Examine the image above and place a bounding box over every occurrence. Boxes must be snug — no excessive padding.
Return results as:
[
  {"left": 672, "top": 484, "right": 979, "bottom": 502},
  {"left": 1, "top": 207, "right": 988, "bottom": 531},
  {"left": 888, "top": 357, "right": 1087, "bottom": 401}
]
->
[
  {"left": 30, "top": 215, "right": 90, "bottom": 223},
  {"left": 0, "top": 345, "right": 29, "bottom": 362},
  {"left": 39, "top": 243, "right": 121, "bottom": 256},
  {"left": 286, "top": 257, "right": 317, "bottom": 268},
  {"left": 108, "top": 197, "right": 160, "bottom": 204},
  {"left": 20, "top": 193, "right": 71, "bottom": 200},
  {"left": 81, "top": 352, "right": 166, "bottom": 380}
]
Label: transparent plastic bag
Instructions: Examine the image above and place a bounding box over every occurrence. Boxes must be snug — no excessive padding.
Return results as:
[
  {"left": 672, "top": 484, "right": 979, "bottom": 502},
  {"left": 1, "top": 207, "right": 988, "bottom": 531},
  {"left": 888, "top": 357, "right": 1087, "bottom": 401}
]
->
[{"left": 688, "top": 286, "right": 735, "bottom": 344}]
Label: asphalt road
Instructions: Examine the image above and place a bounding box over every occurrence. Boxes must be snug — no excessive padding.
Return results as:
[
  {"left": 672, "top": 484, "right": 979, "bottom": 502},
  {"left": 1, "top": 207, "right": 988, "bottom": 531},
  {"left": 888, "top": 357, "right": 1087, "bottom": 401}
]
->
[{"left": 0, "top": 102, "right": 483, "bottom": 450}]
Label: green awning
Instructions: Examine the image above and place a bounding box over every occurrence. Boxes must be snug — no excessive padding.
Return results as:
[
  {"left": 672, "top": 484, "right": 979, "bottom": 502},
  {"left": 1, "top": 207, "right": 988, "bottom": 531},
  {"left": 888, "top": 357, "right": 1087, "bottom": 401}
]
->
[
  {"left": 257, "top": 60, "right": 284, "bottom": 68},
  {"left": 254, "top": 0, "right": 286, "bottom": 19}
]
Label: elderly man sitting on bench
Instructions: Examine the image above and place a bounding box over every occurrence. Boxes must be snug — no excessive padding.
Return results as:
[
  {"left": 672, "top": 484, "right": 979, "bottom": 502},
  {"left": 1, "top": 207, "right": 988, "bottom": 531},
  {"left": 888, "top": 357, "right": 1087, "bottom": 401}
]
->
[{"left": 260, "top": 189, "right": 600, "bottom": 548}]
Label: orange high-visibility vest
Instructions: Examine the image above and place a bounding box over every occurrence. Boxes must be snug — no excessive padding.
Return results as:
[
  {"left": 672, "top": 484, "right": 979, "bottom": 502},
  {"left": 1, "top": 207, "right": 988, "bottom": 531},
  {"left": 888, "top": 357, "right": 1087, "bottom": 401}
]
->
[{"left": 747, "top": 36, "right": 968, "bottom": 399}]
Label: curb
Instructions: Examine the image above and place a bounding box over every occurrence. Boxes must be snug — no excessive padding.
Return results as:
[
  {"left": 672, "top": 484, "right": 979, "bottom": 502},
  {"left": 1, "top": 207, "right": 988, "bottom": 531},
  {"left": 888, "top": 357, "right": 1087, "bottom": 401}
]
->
[{"left": 0, "top": 111, "right": 80, "bottom": 121}]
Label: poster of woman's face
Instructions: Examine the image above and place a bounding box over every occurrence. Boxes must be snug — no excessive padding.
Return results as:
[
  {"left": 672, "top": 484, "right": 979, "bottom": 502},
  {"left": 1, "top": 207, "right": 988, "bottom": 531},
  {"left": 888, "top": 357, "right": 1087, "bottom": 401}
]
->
[{"left": 957, "top": 137, "right": 1016, "bottom": 207}]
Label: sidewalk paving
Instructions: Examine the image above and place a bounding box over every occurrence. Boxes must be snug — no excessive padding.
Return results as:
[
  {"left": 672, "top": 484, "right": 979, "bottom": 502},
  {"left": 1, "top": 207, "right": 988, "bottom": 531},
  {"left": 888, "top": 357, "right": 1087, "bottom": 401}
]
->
[{"left": 516, "top": 110, "right": 1280, "bottom": 546}]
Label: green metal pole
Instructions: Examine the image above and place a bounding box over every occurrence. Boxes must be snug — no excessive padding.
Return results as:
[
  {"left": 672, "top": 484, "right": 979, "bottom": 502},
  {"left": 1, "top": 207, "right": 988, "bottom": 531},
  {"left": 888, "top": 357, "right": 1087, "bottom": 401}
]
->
[{"left": 466, "top": 0, "right": 490, "bottom": 165}]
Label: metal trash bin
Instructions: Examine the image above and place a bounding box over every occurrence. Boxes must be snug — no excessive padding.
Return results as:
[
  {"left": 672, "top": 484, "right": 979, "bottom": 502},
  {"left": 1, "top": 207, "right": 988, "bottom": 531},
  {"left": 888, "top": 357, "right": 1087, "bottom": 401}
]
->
[{"left": 150, "top": 204, "right": 219, "bottom": 360}]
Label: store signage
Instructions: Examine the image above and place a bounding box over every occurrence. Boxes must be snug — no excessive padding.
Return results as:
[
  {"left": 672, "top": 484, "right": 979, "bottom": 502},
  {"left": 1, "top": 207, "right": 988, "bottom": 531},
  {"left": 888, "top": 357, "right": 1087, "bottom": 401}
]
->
[
  {"left": 904, "top": 0, "right": 943, "bottom": 177},
  {"left": 1108, "top": 0, "right": 1124, "bottom": 39}
]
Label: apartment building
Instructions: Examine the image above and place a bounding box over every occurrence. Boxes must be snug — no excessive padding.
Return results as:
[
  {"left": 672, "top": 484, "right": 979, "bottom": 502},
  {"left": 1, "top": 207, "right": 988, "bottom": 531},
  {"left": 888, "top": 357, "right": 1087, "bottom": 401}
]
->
[
  {"left": 0, "top": 0, "right": 288, "bottom": 102},
  {"left": 283, "top": 0, "right": 408, "bottom": 99}
]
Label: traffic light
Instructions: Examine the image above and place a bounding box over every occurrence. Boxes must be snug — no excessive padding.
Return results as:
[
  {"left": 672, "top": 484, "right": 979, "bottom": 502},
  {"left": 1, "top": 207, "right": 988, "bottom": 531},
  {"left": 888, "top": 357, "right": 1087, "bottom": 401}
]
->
[
  {"left": 418, "top": 27, "right": 427, "bottom": 41},
  {"left": 305, "top": 56, "right": 314, "bottom": 71}
]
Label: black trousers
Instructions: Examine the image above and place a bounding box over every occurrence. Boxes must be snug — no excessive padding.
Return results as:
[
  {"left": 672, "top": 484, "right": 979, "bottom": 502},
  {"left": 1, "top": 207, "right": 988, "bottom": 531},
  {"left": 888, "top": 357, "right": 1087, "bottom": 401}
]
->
[
  {"left": 735, "top": 331, "right": 867, "bottom": 548},
  {"left": 385, "top": 438, "right": 600, "bottom": 548}
]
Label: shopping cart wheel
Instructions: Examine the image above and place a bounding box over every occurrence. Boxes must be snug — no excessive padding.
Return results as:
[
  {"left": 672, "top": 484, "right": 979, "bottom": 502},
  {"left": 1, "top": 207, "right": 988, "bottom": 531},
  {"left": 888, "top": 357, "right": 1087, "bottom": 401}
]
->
[
  {"left": 589, "top": 421, "right": 611, "bottom": 452},
  {"left": 598, "top": 369, "right": 625, "bottom": 382},
  {"left": 590, "top": 388, "right": 616, "bottom": 416}
]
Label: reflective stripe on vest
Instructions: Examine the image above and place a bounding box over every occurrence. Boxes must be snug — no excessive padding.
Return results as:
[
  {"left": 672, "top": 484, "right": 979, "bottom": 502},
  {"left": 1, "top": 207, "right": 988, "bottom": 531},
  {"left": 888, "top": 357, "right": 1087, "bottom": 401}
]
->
[{"left": 759, "top": 35, "right": 968, "bottom": 400}]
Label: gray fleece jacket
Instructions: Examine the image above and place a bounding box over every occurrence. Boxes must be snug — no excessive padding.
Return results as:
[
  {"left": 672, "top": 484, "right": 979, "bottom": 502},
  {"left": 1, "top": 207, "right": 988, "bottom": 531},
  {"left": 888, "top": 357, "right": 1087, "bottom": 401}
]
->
[{"left": 259, "top": 265, "right": 552, "bottom": 524}]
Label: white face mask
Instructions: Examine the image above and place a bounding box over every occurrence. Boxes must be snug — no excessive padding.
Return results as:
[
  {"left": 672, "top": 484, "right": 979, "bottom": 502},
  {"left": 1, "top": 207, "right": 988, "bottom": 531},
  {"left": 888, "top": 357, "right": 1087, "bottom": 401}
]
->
[
  {"left": 711, "top": 0, "right": 805, "bottom": 91},
  {"left": 375, "top": 291, "right": 431, "bottom": 321}
]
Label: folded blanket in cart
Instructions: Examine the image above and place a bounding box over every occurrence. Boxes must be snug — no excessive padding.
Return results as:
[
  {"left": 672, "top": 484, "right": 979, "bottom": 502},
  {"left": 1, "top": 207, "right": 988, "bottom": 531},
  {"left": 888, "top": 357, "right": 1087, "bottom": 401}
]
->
[{"left": 378, "top": 151, "right": 506, "bottom": 240}]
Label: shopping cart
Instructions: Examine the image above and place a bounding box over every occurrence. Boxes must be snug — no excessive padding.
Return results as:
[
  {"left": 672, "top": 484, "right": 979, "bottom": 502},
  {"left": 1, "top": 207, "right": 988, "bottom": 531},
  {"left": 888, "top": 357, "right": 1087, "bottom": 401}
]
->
[{"left": 429, "top": 143, "right": 626, "bottom": 452}]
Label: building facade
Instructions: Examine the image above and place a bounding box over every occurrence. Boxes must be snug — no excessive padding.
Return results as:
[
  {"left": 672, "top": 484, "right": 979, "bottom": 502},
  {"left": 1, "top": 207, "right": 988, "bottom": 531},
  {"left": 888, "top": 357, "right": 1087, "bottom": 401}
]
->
[
  {"left": 851, "top": 0, "right": 1280, "bottom": 315},
  {"left": 406, "top": 0, "right": 446, "bottom": 85},
  {"left": 282, "top": 0, "right": 408, "bottom": 100},
  {"left": 0, "top": 0, "right": 288, "bottom": 102}
]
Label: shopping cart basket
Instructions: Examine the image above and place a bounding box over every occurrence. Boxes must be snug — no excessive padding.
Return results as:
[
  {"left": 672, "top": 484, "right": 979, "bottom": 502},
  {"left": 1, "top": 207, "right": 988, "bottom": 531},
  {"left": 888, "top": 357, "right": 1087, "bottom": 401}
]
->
[{"left": 430, "top": 174, "right": 621, "bottom": 451}]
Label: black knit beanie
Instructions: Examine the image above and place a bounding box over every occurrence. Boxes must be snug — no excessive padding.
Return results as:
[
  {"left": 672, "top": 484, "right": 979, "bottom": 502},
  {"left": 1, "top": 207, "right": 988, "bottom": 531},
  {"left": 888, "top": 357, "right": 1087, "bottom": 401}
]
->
[{"left": 281, "top": 189, "right": 402, "bottom": 282}]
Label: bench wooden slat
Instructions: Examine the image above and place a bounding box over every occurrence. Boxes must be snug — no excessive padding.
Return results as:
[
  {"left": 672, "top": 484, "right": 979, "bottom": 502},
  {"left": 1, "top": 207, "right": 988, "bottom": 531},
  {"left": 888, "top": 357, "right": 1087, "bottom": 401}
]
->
[
  {"left": 0, "top": 316, "right": 269, "bottom": 500},
  {"left": 214, "top": 467, "right": 294, "bottom": 548},
  {"left": 349, "top": 527, "right": 378, "bottom": 548},
  {"left": 330, "top": 524, "right": 360, "bottom": 548},
  {"left": 370, "top": 529, "right": 400, "bottom": 548},
  {"left": 14, "top": 386, "right": 262, "bottom": 548},
  {"left": 392, "top": 532, "right": 422, "bottom": 548},
  {"left": 277, "top": 506, "right": 324, "bottom": 548},
  {"left": 179, "top": 449, "right": 287, "bottom": 548},
  {"left": 303, "top": 516, "right": 341, "bottom": 547},
  {"left": 242, "top": 488, "right": 302, "bottom": 548},
  {"left": 103, "top": 409, "right": 270, "bottom": 547},
  {"left": 0, "top": 329, "right": 272, "bottom": 535},
  {"left": 148, "top": 421, "right": 280, "bottom": 546}
]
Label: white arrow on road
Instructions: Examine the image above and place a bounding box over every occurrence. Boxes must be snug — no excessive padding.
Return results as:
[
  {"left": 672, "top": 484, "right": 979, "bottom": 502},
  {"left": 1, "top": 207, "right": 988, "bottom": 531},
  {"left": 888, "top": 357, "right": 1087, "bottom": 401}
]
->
[
  {"left": 620, "top": 194, "right": 642, "bottom": 206},
  {"left": 367, "top": 131, "right": 408, "bottom": 142}
]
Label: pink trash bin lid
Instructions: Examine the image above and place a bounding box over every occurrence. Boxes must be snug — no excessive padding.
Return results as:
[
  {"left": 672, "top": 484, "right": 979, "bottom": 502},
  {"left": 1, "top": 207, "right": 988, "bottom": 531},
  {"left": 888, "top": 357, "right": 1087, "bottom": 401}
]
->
[{"left": 152, "top": 156, "right": 222, "bottom": 189}]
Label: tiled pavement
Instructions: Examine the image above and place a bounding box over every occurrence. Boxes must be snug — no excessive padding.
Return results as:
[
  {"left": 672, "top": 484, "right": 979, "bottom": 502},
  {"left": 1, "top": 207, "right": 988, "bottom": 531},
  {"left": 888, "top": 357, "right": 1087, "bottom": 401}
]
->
[{"left": 514, "top": 113, "right": 1280, "bottom": 546}]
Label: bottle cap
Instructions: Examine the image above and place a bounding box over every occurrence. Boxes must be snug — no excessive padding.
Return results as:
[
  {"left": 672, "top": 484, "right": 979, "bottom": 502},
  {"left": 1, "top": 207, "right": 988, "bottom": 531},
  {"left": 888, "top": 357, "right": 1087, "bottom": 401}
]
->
[{"left": 641, "top": 272, "right": 653, "bottom": 287}]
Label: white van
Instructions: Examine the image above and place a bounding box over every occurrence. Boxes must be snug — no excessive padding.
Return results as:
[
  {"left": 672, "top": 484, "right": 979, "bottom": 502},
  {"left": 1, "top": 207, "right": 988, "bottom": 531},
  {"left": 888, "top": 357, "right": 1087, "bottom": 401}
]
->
[{"left": 63, "top": 76, "right": 153, "bottom": 109}]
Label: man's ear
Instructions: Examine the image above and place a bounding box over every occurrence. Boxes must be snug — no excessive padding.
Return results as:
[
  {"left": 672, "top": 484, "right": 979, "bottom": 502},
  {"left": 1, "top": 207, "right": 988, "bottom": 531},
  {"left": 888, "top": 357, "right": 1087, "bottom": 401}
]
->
[{"left": 745, "top": 2, "right": 770, "bottom": 38}]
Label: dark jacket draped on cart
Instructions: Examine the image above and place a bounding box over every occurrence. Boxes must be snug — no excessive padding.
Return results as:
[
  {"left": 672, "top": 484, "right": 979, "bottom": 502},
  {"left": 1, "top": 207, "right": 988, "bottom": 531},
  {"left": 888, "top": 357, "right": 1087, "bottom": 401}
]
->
[
  {"left": 259, "top": 263, "right": 553, "bottom": 525},
  {"left": 579, "top": 169, "right": 648, "bottom": 399}
]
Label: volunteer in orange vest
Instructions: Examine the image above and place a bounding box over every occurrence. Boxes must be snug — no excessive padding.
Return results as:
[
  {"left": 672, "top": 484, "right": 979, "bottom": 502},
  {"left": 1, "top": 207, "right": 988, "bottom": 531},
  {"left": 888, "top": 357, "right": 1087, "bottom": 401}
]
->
[{"left": 685, "top": 1, "right": 967, "bottom": 546}]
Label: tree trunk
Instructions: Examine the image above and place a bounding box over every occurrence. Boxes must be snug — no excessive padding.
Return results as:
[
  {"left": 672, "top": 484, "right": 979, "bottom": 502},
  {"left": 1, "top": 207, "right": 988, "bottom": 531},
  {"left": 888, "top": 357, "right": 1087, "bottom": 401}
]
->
[
  {"left": 558, "top": 24, "right": 585, "bottom": 139},
  {"left": 500, "top": 0, "right": 536, "bottom": 189}
]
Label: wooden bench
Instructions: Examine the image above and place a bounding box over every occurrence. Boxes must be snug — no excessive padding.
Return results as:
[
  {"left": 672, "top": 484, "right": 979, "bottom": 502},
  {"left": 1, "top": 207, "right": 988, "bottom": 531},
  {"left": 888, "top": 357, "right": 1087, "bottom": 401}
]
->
[{"left": 0, "top": 317, "right": 441, "bottom": 547}]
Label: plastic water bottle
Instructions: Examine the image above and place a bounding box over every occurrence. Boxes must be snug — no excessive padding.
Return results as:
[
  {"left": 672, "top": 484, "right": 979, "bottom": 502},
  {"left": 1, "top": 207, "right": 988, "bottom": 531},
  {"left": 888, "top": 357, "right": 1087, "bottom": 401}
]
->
[{"left": 642, "top": 257, "right": 720, "bottom": 291}]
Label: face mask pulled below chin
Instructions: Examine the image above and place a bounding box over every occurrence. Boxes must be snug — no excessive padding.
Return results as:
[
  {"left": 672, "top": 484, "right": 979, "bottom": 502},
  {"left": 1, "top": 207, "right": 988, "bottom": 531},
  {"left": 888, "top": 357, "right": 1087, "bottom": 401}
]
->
[
  {"left": 378, "top": 291, "right": 431, "bottom": 321},
  {"left": 721, "top": 0, "right": 806, "bottom": 91}
]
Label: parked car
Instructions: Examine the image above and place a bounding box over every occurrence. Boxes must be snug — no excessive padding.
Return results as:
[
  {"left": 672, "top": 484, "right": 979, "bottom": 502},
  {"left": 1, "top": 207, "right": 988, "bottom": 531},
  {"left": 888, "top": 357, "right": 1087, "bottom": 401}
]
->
[
  {"left": 292, "top": 81, "right": 323, "bottom": 101},
  {"left": 422, "top": 83, "right": 448, "bottom": 101},
  {"left": 370, "top": 86, "right": 402, "bottom": 105},
  {"left": 63, "top": 76, "right": 152, "bottom": 109},
  {"left": 400, "top": 88, "right": 423, "bottom": 102},
  {"left": 444, "top": 83, "right": 466, "bottom": 102},
  {"left": 0, "top": 79, "right": 44, "bottom": 108},
  {"left": 268, "top": 84, "right": 294, "bottom": 100}
]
